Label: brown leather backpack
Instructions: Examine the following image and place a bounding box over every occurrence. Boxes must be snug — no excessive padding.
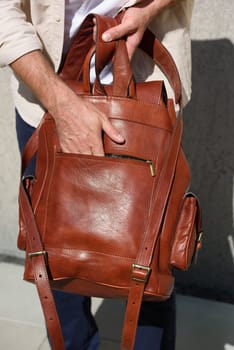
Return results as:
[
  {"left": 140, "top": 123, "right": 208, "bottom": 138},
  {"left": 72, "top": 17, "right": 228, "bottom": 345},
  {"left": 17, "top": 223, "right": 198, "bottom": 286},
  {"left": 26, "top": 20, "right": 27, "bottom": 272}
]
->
[{"left": 18, "top": 14, "right": 202, "bottom": 350}]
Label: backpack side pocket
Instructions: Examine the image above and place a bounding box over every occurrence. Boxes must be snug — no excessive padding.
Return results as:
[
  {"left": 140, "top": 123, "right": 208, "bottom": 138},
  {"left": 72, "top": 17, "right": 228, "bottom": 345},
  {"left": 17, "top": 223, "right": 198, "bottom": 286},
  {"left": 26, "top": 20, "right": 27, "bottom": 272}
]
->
[{"left": 170, "top": 193, "right": 202, "bottom": 271}]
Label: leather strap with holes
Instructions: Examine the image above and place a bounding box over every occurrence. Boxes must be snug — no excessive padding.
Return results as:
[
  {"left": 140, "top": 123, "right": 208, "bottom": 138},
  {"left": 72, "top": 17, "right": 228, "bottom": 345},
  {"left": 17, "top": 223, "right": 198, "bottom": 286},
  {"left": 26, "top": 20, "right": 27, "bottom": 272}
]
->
[
  {"left": 19, "top": 181, "right": 66, "bottom": 350},
  {"left": 121, "top": 113, "right": 183, "bottom": 349}
]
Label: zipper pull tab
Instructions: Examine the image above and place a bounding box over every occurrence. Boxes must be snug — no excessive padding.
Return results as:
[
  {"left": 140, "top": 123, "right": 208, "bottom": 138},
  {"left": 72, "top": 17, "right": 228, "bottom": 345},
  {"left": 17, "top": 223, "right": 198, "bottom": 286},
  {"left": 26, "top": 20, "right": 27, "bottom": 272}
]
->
[{"left": 146, "top": 160, "right": 156, "bottom": 177}]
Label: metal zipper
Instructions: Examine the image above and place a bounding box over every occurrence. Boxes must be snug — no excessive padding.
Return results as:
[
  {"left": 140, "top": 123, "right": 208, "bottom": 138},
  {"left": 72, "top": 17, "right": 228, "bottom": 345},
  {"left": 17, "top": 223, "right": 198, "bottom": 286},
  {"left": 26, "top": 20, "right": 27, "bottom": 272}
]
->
[{"left": 105, "top": 153, "right": 156, "bottom": 177}]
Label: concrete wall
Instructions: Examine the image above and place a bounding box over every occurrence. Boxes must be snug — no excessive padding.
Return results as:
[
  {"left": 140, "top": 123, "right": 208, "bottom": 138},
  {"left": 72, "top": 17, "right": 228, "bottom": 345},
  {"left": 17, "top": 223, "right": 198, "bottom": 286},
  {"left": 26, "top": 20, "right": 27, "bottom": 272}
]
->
[
  {"left": 175, "top": 0, "right": 234, "bottom": 302},
  {"left": 0, "top": 68, "right": 20, "bottom": 258},
  {"left": 0, "top": 0, "right": 234, "bottom": 300}
]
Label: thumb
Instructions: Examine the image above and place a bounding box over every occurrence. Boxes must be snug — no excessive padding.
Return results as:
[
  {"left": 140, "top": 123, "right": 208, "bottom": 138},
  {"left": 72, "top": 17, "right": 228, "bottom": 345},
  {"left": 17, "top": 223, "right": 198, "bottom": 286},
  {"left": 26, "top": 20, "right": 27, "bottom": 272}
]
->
[
  {"left": 102, "top": 24, "right": 136, "bottom": 59},
  {"left": 102, "top": 22, "right": 129, "bottom": 42},
  {"left": 102, "top": 118, "right": 125, "bottom": 144}
]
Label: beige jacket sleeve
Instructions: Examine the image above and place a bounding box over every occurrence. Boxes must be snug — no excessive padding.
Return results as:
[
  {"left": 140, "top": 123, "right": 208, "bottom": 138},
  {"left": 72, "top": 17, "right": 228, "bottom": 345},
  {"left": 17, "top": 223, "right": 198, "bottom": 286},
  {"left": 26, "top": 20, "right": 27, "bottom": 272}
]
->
[{"left": 0, "top": 0, "right": 42, "bottom": 67}]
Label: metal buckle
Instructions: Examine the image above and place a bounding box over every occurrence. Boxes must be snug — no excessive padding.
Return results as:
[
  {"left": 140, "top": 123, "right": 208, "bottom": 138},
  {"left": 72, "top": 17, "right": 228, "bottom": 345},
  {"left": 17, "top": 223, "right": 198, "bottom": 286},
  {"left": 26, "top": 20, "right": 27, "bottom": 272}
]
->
[
  {"left": 28, "top": 250, "right": 48, "bottom": 263},
  {"left": 131, "top": 264, "right": 151, "bottom": 283}
]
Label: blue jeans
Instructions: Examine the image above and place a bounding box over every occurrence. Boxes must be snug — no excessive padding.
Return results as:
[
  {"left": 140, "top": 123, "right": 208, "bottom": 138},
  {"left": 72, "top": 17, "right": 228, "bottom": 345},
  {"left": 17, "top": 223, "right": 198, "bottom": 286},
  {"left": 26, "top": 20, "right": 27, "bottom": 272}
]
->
[{"left": 16, "top": 111, "right": 175, "bottom": 350}]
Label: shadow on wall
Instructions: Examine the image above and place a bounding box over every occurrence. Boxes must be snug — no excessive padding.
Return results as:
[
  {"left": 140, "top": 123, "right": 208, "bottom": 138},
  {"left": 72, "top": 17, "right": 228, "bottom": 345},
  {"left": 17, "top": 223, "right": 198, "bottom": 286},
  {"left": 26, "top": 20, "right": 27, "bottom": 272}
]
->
[{"left": 175, "top": 38, "right": 234, "bottom": 303}]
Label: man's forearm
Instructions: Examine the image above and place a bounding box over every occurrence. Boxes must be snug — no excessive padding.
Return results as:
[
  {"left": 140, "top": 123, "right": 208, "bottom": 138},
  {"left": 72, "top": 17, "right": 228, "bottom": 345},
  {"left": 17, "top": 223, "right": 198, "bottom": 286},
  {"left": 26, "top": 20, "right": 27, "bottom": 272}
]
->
[{"left": 10, "top": 50, "right": 71, "bottom": 115}]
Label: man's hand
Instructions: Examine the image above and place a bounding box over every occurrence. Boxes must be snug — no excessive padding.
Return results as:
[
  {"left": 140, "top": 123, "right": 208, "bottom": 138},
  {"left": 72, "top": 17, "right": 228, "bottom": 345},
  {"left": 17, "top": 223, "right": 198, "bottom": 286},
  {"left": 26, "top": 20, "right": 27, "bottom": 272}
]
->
[
  {"left": 51, "top": 83, "right": 124, "bottom": 155},
  {"left": 102, "top": 0, "right": 175, "bottom": 59}
]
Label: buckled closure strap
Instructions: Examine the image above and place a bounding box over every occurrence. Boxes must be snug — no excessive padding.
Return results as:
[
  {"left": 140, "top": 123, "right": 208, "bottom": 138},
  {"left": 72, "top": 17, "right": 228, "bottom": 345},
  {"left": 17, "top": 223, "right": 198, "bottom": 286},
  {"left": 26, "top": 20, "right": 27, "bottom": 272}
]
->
[
  {"left": 121, "top": 114, "right": 183, "bottom": 350},
  {"left": 19, "top": 184, "right": 66, "bottom": 350}
]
